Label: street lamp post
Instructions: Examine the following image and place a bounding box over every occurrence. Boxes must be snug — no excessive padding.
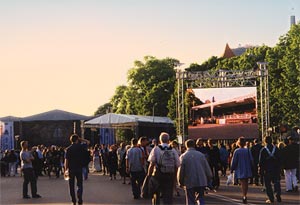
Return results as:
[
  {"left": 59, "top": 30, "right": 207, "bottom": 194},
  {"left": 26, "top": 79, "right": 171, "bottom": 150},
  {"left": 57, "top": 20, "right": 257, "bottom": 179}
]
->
[
  {"left": 175, "top": 63, "right": 185, "bottom": 144},
  {"left": 152, "top": 103, "right": 157, "bottom": 122}
]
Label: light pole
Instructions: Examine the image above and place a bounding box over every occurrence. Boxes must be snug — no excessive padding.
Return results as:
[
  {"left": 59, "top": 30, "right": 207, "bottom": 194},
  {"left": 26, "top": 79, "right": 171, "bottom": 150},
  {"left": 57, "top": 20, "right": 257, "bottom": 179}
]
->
[
  {"left": 175, "top": 63, "right": 185, "bottom": 144},
  {"left": 152, "top": 103, "right": 157, "bottom": 122},
  {"left": 257, "top": 62, "right": 269, "bottom": 140}
]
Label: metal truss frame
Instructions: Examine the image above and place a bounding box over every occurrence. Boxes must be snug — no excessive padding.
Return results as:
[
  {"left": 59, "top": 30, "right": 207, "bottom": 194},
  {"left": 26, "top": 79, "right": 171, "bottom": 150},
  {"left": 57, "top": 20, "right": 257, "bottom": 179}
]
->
[{"left": 176, "top": 62, "right": 269, "bottom": 141}]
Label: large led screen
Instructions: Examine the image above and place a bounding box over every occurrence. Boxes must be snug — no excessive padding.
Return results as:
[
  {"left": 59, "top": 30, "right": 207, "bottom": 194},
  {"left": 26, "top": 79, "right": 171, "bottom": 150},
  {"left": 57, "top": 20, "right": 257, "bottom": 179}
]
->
[{"left": 188, "top": 87, "right": 258, "bottom": 140}]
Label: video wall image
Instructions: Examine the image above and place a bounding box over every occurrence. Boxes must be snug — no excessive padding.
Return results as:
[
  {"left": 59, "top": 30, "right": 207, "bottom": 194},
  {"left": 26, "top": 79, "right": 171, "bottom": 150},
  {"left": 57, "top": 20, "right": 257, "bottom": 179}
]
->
[
  {"left": 188, "top": 87, "right": 259, "bottom": 140},
  {"left": 191, "top": 87, "right": 257, "bottom": 126}
]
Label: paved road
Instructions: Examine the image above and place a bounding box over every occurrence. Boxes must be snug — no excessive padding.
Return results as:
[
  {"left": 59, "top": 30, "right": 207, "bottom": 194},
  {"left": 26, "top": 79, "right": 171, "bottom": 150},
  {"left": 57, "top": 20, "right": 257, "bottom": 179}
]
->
[{"left": 1, "top": 172, "right": 299, "bottom": 205}]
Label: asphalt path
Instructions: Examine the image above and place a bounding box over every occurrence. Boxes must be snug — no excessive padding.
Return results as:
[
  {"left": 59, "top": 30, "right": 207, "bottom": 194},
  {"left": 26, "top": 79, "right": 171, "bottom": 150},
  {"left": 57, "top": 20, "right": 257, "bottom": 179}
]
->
[{"left": 0, "top": 172, "right": 299, "bottom": 205}]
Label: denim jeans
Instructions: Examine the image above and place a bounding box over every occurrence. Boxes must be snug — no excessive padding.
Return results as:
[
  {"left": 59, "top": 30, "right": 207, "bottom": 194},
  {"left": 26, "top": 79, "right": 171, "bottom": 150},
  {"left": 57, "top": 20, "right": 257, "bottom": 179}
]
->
[
  {"left": 284, "top": 169, "right": 298, "bottom": 191},
  {"left": 22, "top": 168, "right": 37, "bottom": 197},
  {"left": 130, "top": 170, "right": 145, "bottom": 198},
  {"left": 8, "top": 162, "right": 16, "bottom": 176},
  {"left": 82, "top": 166, "right": 88, "bottom": 180},
  {"left": 186, "top": 186, "right": 205, "bottom": 205},
  {"left": 69, "top": 169, "right": 83, "bottom": 204}
]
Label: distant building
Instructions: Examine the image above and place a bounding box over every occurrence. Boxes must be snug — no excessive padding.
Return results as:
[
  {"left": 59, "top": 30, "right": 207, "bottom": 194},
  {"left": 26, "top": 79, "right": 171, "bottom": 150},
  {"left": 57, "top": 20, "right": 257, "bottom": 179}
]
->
[
  {"left": 291, "top": 15, "right": 296, "bottom": 27},
  {"left": 222, "top": 43, "right": 236, "bottom": 58},
  {"left": 0, "top": 109, "right": 91, "bottom": 148},
  {"left": 222, "top": 43, "right": 253, "bottom": 59}
]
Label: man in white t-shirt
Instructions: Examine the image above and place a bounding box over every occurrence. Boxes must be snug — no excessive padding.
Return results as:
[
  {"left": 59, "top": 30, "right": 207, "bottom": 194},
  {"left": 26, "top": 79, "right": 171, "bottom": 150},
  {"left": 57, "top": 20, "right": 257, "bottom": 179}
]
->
[
  {"left": 147, "top": 132, "right": 180, "bottom": 205},
  {"left": 20, "top": 141, "right": 41, "bottom": 199}
]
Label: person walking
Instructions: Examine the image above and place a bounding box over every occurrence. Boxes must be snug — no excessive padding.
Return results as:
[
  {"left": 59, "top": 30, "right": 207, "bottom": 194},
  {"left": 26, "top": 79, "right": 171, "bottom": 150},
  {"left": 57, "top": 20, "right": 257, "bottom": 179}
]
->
[
  {"left": 282, "top": 136, "right": 299, "bottom": 192},
  {"left": 52, "top": 146, "right": 62, "bottom": 178},
  {"left": 195, "top": 138, "right": 208, "bottom": 157},
  {"left": 31, "top": 147, "right": 40, "bottom": 179},
  {"left": 92, "top": 144, "right": 101, "bottom": 172},
  {"left": 100, "top": 144, "right": 109, "bottom": 175},
  {"left": 117, "top": 142, "right": 127, "bottom": 183},
  {"left": 20, "top": 141, "right": 41, "bottom": 199},
  {"left": 7, "top": 149, "right": 17, "bottom": 177},
  {"left": 259, "top": 136, "right": 282, "bottom": 204},
  {"left": 147, "top": 132, "right": 180, "bottom": 205},
  {"left": 138, "top": 137, "right": 149, "bottom": 173},
  {"left": 170, "top": 140, "right": 181, "bottom": 196},
  {"left": 207, "top": 138, "right": 221, "bottom": 189},
  {"left": 230, "top": 137, "right": 254, "bottom": 204},
  {"left": 36, "top": 145, "right": 44, "bottom": 176},
  {"left": 219, "top": 143, "right": 229, "bottom": 177},
  {"left": 108, "top": 144, "right": 118, "bottom": 180},
  {"left": 0, "top": 151, "right": 8, "bottom": 177},
  {"left": 178, "top": 139, "right": 212, "bottom": 205},
  {"left": 250, "top": 139, "right": 263, "bottom": 186},
  {"left": 82, "top": 146, "right": 91, "bottom": 180},
  {"left": 64, "top": 134, "right": 90, "bottom": 205},
  {"left": 126, "top": 138, "right": 145, "bottom": 199}
]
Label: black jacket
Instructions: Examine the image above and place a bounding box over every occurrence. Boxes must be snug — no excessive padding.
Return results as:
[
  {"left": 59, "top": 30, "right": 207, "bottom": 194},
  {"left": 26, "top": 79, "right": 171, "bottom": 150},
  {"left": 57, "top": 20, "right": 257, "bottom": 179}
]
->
[
  {"left": 259, "top": 144, "right": 281, "bottom": 174},
  {"left": 251, "top": 143, "right": 263, "bottom": 164},
  {"left": 282, "top": 143, "right": 299, "bottom": 169}
]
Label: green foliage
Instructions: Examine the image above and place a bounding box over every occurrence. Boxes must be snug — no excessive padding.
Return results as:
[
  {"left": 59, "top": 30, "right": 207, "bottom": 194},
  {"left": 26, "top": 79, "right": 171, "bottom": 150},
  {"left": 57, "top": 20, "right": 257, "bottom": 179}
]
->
[
  {"left": 110, "top": 85, "right": 127, "bottom": 113},
  {"left": 95, "top": 24, "right": 300, "bottom": 129},
  {"left": 94, "top": 102, "right": 112, "bottom": 116},
  {"left": 266, "top": 24, "right": 300, "bottom": 126},
  {"left": 187, "top": 56, "right": 219, "bottom": 72},
  {"left": 112, "top": 56, "right": 179, "bottom": 116}
]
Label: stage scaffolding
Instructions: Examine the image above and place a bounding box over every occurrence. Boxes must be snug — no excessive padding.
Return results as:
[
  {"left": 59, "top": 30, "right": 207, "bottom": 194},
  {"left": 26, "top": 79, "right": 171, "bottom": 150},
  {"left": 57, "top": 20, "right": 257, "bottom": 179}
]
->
[{"left": 176, "top": 62, "right": 269, "bottom": 142}]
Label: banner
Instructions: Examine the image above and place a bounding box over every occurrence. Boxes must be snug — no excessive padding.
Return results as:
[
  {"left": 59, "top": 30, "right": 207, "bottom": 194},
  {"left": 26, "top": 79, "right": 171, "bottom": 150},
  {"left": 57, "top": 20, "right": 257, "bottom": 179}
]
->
[
  {"left": 99, "top": 128, "right": 115, "bottom": 146},
  {"left": 0, "top": 121, "right": 14, "bottom": 151}
]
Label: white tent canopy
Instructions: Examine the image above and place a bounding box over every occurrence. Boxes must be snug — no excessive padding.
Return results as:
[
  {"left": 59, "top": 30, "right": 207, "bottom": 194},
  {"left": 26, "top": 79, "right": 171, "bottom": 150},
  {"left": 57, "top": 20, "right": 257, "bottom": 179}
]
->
[{"left": 84, "top": 113, "right": 174, "bottom": 128}]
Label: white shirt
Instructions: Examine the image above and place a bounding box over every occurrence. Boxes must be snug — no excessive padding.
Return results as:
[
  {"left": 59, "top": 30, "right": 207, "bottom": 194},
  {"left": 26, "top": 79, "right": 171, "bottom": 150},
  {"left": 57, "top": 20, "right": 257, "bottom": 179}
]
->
[{"left": 148, "top": 143, "right": 180, "bottom": 168}]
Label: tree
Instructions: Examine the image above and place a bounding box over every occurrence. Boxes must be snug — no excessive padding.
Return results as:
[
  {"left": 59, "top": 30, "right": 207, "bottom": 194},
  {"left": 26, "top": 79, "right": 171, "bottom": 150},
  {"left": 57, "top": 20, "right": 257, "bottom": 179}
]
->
[
  {"left": 110, "top": 85, "right": 127, "bottom": 113},
  {"left": 267, "top": 24, "right": 300, "bottom": 127},
  {"left": 94, "top": 24, "right": 300, "bottom": 130},
  {"left": 126, "top": 56, "right": 179, "bottom": 116},
  {"left": 94, "top": 102, "right": 112, "bottom": 116},
  {"left": 94, "top": 56, "right": 178, "bottom": 118},
  {"left": 186, "top": 56, "right": 220, "bottom": 72}
]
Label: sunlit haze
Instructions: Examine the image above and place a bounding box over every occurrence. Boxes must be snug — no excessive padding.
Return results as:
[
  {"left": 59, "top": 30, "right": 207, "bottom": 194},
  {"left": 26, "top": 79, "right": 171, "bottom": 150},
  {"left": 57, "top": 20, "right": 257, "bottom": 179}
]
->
[{"left": 1, "top": 0, "right": 299, "bottom": 117}]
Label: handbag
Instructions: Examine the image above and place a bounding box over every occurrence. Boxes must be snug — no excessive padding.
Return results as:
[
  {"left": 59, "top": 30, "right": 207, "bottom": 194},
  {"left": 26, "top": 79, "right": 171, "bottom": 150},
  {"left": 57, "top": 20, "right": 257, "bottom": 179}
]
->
[{"left": 226, "top": 173, "right": 233, "bottom": 185}]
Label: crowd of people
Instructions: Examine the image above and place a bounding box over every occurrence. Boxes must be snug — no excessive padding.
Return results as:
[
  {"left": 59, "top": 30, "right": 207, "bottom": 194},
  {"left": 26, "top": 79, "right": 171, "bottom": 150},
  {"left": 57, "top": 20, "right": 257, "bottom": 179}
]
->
[
  {"left": 1, "top": 145, "right": 66, "bottom": 179},
  {"left": 0, "top": 133, "right": 299, "bottom": 205}
]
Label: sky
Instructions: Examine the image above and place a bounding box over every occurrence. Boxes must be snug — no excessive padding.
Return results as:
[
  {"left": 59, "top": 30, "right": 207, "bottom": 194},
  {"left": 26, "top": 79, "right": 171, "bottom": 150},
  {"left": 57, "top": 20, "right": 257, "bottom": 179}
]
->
[
  {"left": 193, "top": 87, "right": 256, "bottom": 103},
  {"left": 1, "top": 0, "right": 299, "bottom": 117}
]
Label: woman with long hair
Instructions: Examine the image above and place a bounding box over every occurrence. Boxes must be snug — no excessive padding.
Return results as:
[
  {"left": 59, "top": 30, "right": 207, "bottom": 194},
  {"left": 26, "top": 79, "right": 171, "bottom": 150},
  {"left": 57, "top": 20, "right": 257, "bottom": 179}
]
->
[
  {"left": 231, "top": 136, "right": 254, "bottom": 204},
  {"left": 92, "top": 144, "right": 101, "bottom": 172}
]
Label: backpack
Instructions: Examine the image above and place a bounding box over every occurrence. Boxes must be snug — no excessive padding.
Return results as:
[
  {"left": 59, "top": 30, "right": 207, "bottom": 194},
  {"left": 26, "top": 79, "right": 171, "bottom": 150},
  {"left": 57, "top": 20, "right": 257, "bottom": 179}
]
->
[
  {"left": 157, "top": 145, "right": 175, "bottom": 174},
  {"left": 264, "top": 145, "right": 276, "bottom": 160}
]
